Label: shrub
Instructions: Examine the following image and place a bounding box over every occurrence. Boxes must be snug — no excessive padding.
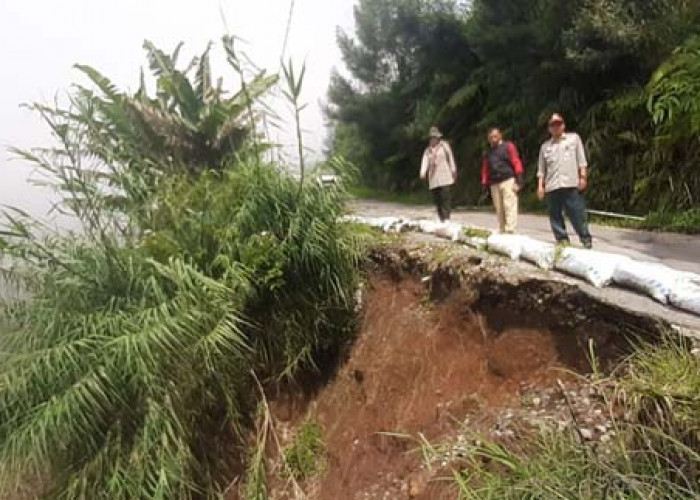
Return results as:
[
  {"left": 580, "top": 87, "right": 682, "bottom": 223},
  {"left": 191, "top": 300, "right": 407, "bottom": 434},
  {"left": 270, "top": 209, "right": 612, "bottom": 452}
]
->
[
  {"left": 0, "top": 160, "right": 362, "bottom": 498},
  {"left": 283, "top": 421, "right": 326, "bottom": 481}
]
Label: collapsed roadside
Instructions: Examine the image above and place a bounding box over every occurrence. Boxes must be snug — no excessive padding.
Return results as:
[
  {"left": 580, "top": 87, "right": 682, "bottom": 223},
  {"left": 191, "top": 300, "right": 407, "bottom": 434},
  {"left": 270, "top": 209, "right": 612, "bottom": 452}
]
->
[{"left": 251, "top": 237, "right": 700, "bottom": 499}]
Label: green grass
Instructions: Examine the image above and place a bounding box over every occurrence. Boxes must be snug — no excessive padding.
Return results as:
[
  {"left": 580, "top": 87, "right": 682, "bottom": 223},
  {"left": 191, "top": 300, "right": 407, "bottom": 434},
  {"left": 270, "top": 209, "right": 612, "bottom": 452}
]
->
[
  {"left": 462, "top": 227, "right": 492, "bottom": 239},
  {"left": 590, "top": 210, "right": 700, "bottom": 234},
  {"left": 450, "top": 336, "right": 700, "bottom": 499},
  {"left": 283, "top": 421, "right": 326, "bottom": 481}
]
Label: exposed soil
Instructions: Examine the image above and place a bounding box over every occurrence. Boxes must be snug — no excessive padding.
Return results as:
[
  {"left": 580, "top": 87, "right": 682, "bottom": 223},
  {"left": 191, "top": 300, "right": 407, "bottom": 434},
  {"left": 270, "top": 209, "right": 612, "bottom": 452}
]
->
[
  {"left": 257, "top": 245, "right": 672, "bottom": 499},
  {"left": 309, "top": 277, "right": 582, "bottom": 500}
]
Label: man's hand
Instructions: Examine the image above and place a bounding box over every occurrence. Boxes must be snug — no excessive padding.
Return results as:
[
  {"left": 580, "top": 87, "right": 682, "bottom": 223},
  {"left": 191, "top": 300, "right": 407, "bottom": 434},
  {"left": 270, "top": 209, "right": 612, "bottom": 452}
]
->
[
  {"left": 578, "top": 176, "right": 588, "bottom": 192},
  {"left": 514, "top": 174, "right": 524, "bottom": 193},
  {"left": 478, "top": 186, "right": 490, "bottom": 205},
  {"left": 537, "top": 186, "right": 546, "bottom": 200}
]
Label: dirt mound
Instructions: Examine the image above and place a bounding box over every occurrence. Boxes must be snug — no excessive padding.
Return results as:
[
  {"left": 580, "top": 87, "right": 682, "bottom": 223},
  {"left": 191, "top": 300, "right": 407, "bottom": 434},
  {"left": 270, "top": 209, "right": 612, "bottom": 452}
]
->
[{"left": 269, "top": 274, "right": 614, "bottom": 499}]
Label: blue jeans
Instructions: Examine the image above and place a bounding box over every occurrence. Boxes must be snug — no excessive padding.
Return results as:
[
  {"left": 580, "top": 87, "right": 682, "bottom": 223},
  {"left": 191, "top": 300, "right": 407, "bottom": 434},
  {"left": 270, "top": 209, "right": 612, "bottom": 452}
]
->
[{"left": 546, "top": 188, "right": 592, "bottom": 245}]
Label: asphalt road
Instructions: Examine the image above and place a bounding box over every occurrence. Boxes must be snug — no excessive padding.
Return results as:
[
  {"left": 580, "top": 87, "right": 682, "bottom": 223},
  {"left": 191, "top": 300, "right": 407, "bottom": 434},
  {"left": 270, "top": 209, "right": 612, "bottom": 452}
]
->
[{"left": 352, "top": 200, "right": 700, "bottom": 275}]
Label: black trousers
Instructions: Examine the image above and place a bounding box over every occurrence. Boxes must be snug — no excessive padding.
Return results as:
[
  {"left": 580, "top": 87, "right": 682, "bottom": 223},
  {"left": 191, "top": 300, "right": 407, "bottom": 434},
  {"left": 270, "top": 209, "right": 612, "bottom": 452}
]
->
[{"left": 431, "top": 186, "right": 452, "bottom": 222}]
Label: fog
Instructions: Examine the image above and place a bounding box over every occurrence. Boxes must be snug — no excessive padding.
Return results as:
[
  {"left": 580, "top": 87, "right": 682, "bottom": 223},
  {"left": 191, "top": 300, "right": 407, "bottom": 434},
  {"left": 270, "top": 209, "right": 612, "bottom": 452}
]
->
[{"left": 0, "top": 0, "right": 355, "bottom": 225}]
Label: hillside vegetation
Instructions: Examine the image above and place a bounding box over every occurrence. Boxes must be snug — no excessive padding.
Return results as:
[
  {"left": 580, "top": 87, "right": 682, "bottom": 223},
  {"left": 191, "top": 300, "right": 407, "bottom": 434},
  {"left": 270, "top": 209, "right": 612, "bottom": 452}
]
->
[
  {"left": 0, "top": 39, "right": 362, "bottom": 498},
  {"left": 328, "top": 0, "right": 700, "bottom": 226}
]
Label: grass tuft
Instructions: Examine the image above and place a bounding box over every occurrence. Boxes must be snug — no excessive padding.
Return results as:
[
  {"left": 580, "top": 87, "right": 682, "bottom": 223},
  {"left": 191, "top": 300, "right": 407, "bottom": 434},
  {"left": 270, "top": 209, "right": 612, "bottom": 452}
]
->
[{"left": 283, "top": 421, "right": 326, "bottom": 481}]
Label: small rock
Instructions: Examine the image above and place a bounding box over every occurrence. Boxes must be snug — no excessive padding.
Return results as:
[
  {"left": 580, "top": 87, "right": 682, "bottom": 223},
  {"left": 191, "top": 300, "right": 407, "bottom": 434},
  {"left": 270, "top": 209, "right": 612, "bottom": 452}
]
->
[
  {"left": 408, "top": 471, "right": 430, "bottom": 498},
  {"left": 532, "top": 397, "right": 542, "bottom": 407},
  {"left": 579, "top": 428, "right": 594, "bottom": 440}
]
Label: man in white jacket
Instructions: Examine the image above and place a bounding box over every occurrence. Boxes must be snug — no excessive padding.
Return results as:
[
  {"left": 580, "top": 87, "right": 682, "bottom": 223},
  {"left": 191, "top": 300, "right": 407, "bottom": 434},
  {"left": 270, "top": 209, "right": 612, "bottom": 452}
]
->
[{"left": 420, "top": 126, "right": 457, "bottom": 222}]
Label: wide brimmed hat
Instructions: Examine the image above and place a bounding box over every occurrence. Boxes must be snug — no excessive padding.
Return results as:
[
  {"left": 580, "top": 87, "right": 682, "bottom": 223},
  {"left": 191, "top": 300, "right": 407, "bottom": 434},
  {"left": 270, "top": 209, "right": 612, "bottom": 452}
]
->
[{"left": 428, "top": 126, "right": 443, "bottom": 139}]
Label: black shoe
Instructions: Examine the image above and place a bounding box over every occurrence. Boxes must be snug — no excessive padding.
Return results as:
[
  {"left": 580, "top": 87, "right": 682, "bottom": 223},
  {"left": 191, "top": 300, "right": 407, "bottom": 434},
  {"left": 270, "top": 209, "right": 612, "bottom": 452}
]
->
[{"left": 582, "top": 240, "right": 593, "bottom": 249}]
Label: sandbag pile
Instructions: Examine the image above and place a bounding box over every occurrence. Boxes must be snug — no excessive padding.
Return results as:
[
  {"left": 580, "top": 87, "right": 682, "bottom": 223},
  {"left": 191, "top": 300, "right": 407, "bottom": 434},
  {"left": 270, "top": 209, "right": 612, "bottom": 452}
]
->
[
  {"left": 486, "top": 234, "right": 527, "bottom": 261},
  {"left": 343, "top": 215, "right": 700, "bottom": 317},
  {"left": 520, "top": 237, "right": 556, "bottom": 270},
  {"left": 555, "top": 248, "right": 630, "bottom": 288},
  {"left": 670, "top": 275, "right": 700, "bottom": 315},
  {"left": 611, "top": 260, "right": 679, "bottom": 304}
]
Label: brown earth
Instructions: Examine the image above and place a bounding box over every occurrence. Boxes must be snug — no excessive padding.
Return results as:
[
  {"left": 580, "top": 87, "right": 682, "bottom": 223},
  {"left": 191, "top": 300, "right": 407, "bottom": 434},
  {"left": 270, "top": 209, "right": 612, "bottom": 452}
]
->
[
  {"left": 312, "top": 277, "right": 580, "bottom": 500},
  {"left": 249, "top": 243, "right": 673, "bottom": 499},
  {"left": 267, "top": 266, "right": 644, "bottom": 499}
]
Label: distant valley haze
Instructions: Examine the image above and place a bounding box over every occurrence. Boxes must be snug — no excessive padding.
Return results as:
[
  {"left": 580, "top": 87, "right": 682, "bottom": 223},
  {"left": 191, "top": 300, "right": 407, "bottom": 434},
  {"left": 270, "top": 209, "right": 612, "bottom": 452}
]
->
[{"left": 0, "top": 0, "right": 355, "bottom": 228}]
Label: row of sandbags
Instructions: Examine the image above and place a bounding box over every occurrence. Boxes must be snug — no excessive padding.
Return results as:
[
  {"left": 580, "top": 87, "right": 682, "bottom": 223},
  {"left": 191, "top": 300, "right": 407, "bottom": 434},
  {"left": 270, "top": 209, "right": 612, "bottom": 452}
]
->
[{"left": 343, "top": 215, "right": 700, "bottom": 317}]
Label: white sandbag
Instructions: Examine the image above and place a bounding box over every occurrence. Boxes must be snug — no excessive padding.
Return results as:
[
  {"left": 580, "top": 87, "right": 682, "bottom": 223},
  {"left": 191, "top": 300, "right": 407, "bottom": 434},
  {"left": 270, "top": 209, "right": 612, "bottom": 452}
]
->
[
  {"left": 378, "top": 217, "right": 401, "bottom": 232},
  {"left": 340, "top": 215, "right": 365, "bottom": 224},
  {"left": 487, "top": 234, "right": 527, "bottom": 261},
  {"left": 382, "top": 218, "right": 413, "bottom": 233},
  {"left": 417, "top": 220, "right": 442, "bottom": 235},
  {"left": 555, "top": 248, "right": 630, "bottom": 288},
  {"left": 462, "top": 236, "right": 488, "bottom": 250},
  {"left": 669, "top": 275, "right": 700, "bottom": 316},
  {"left": 356, "top": 216, "right": 383, "bottom": 228},
  {"left": 433, "top": 222, "right": 463, "bottom": 242},
  {"left": 612, "top": 260, "right": 679, "bottom": 304},
  {"left": 520, "top": 237, "right": 556, "bottom": 269}
]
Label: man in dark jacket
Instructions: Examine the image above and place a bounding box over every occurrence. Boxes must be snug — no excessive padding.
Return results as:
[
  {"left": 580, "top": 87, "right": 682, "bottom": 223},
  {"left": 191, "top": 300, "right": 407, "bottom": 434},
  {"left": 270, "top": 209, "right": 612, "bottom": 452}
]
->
[{"left": 481, "top": 128, "right": 525, "bottom": 233}]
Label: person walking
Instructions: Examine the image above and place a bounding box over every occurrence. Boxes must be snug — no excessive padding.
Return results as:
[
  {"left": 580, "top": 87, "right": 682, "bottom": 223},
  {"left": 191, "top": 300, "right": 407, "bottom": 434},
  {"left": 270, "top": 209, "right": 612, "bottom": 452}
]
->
[
  {"left": 420, "top": 126, "right": 457, "bottom": 222},
  {"left": 537, "top": 113, "right": 593, "bottom": 248},
  {"left": 481, "top": 128, "right": 524, "bottom": 233}
]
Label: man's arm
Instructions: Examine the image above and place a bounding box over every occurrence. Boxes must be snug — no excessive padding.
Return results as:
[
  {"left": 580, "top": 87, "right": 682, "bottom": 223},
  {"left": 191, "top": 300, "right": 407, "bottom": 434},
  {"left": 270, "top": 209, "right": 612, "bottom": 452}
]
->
[
  {"left": 507, "top": 142, "right": 525, "bottom": 186},
  {"left": 420, "top": 151, "right": 429, "bottom": 180},
  {"left": 445, "top": 142, "right": 457, "bottom": 178},
  {"left": 537, "top": 145, "right": 546, "bottom": 199},
  {"left": 481, "top": 156, "right": 490, "bottom": 187},
  {"left": 575, "top": 134, "right": 588, "bottom": 191}
]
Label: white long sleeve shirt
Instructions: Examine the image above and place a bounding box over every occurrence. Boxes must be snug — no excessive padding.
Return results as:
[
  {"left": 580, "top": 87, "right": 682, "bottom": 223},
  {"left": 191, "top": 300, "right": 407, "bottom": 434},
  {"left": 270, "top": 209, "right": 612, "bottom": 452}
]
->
[{"left": 420, "top": 141, "right": 457, "bottom": 190}]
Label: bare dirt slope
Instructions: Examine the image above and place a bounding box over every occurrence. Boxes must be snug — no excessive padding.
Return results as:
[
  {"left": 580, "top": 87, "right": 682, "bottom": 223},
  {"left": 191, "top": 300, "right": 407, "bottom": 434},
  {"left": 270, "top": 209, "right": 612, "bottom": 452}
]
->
[{"left": 268, "top": 246, "right": 672, "bottom": 499}]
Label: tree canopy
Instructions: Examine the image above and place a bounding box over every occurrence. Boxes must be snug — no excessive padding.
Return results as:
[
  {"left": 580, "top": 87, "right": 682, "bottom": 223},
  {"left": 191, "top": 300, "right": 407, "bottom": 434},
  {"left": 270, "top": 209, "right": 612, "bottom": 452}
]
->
[{"left": 328, "top": 0, "right": 700, "bottom": 216}]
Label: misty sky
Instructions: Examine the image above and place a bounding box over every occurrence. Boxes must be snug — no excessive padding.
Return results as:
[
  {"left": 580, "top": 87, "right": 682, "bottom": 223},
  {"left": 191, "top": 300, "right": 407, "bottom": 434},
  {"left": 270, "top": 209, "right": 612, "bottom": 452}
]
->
[{"left": 0, "top": 0, "right": 356, "bottom": 222}]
